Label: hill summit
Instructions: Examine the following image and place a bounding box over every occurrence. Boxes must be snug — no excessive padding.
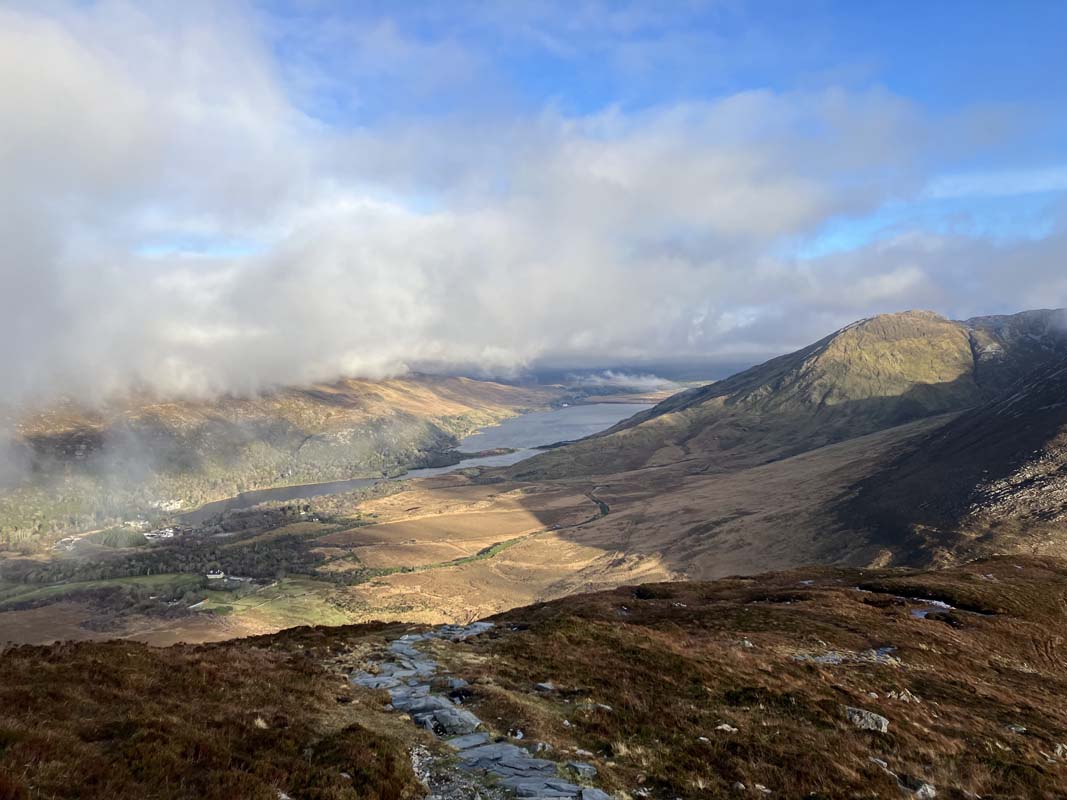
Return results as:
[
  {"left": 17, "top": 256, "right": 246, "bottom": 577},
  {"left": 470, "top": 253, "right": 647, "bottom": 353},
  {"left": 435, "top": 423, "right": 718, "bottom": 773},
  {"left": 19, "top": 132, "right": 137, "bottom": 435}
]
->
[{"left": 513, "top": 309, "right": 1067, "bottom": 478}]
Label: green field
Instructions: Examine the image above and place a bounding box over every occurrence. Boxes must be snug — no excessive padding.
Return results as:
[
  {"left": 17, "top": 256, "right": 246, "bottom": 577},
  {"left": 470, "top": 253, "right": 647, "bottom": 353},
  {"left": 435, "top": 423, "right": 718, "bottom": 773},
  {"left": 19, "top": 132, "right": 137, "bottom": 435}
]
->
[
  {"left": 0, "top": 573, "right": 203, "bottom": 610},
  {"left": 197, "top": 577, "right": 353, "bottom": 628}
]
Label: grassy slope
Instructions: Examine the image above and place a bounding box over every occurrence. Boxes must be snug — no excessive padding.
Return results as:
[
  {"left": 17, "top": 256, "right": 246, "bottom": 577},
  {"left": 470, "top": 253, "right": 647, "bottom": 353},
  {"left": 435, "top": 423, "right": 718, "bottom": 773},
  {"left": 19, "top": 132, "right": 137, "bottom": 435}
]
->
[
  {"left": 0, "top": 630, "right": 422, "bottom": 800},
  {"left": 4, "top": 556, "right": 1067, "bottom": 799},
  {"left": 511, "top": 310, "right": 1067, "bottom": 480}
]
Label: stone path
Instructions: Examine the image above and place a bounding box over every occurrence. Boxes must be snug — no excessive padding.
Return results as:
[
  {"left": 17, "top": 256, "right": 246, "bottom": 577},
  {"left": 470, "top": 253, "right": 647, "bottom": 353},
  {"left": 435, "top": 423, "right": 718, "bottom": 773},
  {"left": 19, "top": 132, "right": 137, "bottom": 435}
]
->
[{"left": 351, "top": 623, "right": 611, "bottom": 800}]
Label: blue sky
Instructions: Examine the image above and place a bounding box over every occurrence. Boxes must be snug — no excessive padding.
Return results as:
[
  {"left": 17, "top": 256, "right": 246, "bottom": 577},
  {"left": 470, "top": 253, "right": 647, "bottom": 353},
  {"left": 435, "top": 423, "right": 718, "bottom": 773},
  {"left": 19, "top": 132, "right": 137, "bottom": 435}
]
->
[
  {"left": 256, "top": 0, "right": 1067, "bottom": 259},
  {"left": 2, "top": 1, "right": 1067, "bottom": 400}
]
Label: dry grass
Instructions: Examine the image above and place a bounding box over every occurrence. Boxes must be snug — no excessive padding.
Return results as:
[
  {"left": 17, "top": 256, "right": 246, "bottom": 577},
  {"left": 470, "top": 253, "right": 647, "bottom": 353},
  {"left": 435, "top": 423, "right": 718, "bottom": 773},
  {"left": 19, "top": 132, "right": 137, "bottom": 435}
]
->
[
  {"left": 0, "top": 636, "right": 422, "bottom": 800},
  {"left": 6, "top": 557, "right": 1067, "bottom": 798},
  {"left": 433, "top": 555, "right": 1067, "bottom": 799}
]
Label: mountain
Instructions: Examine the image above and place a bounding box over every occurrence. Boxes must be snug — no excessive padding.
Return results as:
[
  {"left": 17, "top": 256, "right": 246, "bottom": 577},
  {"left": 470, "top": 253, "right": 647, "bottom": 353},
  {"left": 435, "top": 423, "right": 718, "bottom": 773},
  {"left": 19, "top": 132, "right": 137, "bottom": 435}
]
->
[
  {"left": 511, "top": 309, "right": 1067, "bottom": 479},
  {"left": 843, "top": 356, "right": 1067, "bottom": 565},
  {"left": 0, "top": 376, "right": 561, "bottom": 547},
  {"left": 3, "top": 556, "right": 1067, "bottom": 800},
  {"left": 5, "top": 308, "right": 1067, "bottom": 649}
]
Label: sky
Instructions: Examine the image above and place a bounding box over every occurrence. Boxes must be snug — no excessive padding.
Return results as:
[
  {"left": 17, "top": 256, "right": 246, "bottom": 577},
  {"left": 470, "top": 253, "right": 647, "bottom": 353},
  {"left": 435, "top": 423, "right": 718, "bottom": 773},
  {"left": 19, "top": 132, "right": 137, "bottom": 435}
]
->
[{"left": 2, "top": 0, "right": 1067, "bottom": 403}]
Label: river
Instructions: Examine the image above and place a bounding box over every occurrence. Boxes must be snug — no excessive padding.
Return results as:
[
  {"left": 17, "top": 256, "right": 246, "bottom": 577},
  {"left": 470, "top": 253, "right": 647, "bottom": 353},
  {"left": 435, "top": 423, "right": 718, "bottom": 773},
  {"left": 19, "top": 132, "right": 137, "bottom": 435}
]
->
[{"left": 177, "top": 402, "right": 648, "bottom": 524}]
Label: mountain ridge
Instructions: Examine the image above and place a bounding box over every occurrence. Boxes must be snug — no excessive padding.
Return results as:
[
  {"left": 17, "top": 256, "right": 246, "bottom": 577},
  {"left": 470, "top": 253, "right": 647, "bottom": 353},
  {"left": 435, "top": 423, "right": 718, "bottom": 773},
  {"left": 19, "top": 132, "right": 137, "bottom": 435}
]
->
[{"left": 510, "top": 308, "right": 1067, "bottom": 480}]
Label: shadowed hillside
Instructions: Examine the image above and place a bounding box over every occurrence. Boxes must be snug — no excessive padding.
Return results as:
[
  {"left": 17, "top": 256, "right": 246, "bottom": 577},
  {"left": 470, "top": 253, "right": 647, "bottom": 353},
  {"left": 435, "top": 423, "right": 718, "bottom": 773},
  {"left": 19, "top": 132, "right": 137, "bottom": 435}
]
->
[{"left": 843, "top": 357, "right": 1067, "bottom": 563}]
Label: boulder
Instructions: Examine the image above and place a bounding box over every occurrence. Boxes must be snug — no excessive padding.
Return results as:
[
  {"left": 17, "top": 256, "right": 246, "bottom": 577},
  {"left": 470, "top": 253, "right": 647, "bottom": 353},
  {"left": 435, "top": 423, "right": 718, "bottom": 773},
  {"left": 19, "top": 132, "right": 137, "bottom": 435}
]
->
[
  {"left": 900, "top": 775, "right": 937, "bottom": 798},
  {"left": 844, "top": 706, "right": 889, "bottom": 733},
  {"left": 430, "top": 706, "right": 482, "bottom": 736},
  {"left": 567, "top": 762, "right": 597, "bottom": 779}
]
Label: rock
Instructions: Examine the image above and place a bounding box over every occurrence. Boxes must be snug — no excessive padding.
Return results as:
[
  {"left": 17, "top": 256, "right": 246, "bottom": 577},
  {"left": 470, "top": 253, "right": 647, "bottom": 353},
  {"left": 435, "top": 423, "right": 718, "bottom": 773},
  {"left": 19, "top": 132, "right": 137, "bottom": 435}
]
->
[
  {"left": 458, "top": 742, "right": 531, "bottom": 766},
  {"left": 580, "top": 790, "right": 612, "bottom": 800},
  {"left": 432, "top": 621, "right": 495, "bottom": 641},
  {"left": 900, "top": 775, "right": 937, "bottom": 798},
  {"left": 567, "top": 762, "right": 597, "bottom": 779},
  {"left": 446, "top": 732, "right": 490, "bottom": 750},
  {"left": 536, "top": 681, "right": 558, "bottom": 693},
  {"left": 844, "top": 706, "right": 889, "bottom": 733},
  {"left": 351, "top": 672, "right": 401, "bottom": 690},
  {"left": 387, "top": 684, "right": 431, "bottom": 711},
  {"left": 406, "top": 695, "right": 456, "bottom": 715},
  {"left": 754, "top": 784, "right": 772, "bottom": 795},
  {"left": 900, "top": 780, "right": 943, "bottom": 797},
  {"left": 1007, "top": 724, "right": 1027, "bottom": 734},
  {"left": 887, "top": 688, "right": 921, "bottom": 704},
  {"left": 507, "top": 778, "right": 581, "bottom": 798},
  {"left": 732, "top": 782, "right": 746, "bottom": 792},
  {"left": 389, "top": 641, "right": 423, "bottom": 659},
  {"left": 715, "top": 723, "right": 739, "bottom": 734},
  {"left": 429, "top": 706, "right": 482, "bottom": 736}
]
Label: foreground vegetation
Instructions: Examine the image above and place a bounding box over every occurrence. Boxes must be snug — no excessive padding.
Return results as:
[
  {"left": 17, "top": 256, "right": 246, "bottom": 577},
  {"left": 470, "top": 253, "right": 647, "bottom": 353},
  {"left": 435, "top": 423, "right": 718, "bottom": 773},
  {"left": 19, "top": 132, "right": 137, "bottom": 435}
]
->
[
  {"left": 3, "top": 556, "right": 1067, "bottom": 798},
  {"left": 0, "top": 631, "right": 422, "bottom": 800}
]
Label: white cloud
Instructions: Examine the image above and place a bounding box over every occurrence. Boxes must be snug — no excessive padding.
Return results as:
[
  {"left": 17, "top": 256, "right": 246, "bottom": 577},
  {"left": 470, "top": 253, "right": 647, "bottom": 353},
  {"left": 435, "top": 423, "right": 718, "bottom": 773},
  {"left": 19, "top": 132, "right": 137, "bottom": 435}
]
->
[{"left": 0, "top": 2, "right": 1064, "bottom": 408}]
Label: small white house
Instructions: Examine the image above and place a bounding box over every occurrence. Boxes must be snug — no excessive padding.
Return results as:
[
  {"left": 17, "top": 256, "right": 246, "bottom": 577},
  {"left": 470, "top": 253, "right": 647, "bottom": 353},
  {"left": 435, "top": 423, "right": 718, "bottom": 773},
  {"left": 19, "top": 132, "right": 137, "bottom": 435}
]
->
[{"left": 206, "top": 568, "right": 226, "bottom": 580}]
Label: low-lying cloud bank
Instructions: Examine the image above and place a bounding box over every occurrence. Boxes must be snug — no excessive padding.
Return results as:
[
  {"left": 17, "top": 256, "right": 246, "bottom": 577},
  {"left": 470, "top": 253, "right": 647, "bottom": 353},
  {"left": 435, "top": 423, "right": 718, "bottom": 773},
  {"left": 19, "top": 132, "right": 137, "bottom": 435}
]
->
[
  {"left": 2, "top": 2, "right": 1065, "bottom": 407},
  {"left": 564, "top": 371, "right": 678, "bottom": 391}
]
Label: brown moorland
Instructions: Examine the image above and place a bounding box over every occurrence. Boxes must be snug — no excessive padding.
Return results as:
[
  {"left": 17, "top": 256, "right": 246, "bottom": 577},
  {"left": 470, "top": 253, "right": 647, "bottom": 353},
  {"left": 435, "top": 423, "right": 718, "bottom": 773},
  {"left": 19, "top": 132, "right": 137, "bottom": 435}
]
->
[{"left": 4, "top": 556, "right": 1067, "bottom": 799}]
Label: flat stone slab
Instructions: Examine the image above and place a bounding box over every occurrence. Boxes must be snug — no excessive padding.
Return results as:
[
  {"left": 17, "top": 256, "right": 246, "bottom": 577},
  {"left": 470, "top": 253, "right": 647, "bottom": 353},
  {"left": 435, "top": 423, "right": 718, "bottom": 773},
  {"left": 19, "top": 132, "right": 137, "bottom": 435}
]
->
[
  {"left": 498, "top": 756, "right": 556, "bottom": 775},
  {"left": 431, "top": 707, "right": 483, "bottom": 736},
  {"left": 427, "top": 622, "right": 496, "bottom": 641},
  {"left": 351, "top": 673, "right": 401, "bottom": 690},
  {"left": 389, "top": 642, "right": 423, "bottom": 659},
  {"left": 446, "top": 733, "right": 491, "bottom": 750},
  {"left": 504, "top": 777, "right": 581, "bottom": 798},
  {"left": 387, "top": 685, "right": 430, "bottom": 711},
  {"left": 406, "top": 695, "right": 456, "bottom": 715},
  {"left": 580, "top": 789, "right": 613, "bottom": 800},
  {"left": 458, "top": 742, "right": 531, "bottom": 765}
]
